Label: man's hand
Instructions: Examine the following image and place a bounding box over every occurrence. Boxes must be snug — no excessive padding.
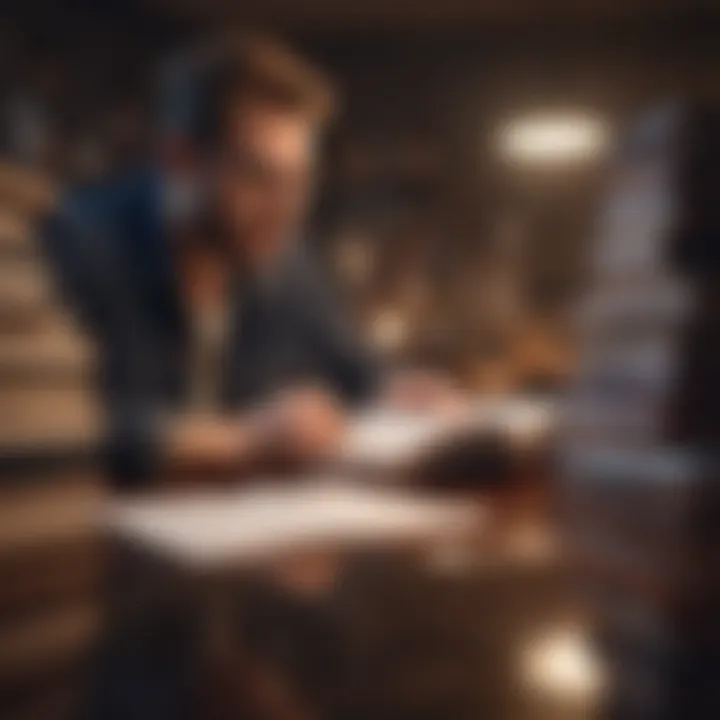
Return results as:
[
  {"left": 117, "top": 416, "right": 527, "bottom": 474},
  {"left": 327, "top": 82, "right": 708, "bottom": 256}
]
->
[
  {"left": 255, "top": 387, "right": 347, "bottom": 464},
  {"left": 164, "top": 387, "right": 346, "bottom": 480},
  {"left": 168, "top": 414, "right": 253, "bottom": 468}
]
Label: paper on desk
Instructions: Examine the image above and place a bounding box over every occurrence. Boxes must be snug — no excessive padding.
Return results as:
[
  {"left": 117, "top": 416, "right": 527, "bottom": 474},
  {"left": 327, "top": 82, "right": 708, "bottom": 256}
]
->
[
  {"left": 341, "top": 397, "right": 555, "bottom": 468},
  {"left": 106, "top": 481, "right": 479, "bottom": 568},
  {"left": 341, "top": 410, "right": 460, "bottom": 467}
]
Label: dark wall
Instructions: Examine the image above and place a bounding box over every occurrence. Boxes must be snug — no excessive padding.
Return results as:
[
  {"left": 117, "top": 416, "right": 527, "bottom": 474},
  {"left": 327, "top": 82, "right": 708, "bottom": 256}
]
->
[{"left": 291, "top": 19, "right": 720, "bottom": 367}]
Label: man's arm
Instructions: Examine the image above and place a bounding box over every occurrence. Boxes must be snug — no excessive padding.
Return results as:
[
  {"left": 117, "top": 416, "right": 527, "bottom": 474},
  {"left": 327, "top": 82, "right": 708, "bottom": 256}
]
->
[
  {"left": 42, "top": 195, "right": 172, "bottom": 486},
  {"left": 162, "top": 390, "right": 345, "bottom": 480},
  {"left": 298, "top": 261, "right": 379, "bottom": 407}
]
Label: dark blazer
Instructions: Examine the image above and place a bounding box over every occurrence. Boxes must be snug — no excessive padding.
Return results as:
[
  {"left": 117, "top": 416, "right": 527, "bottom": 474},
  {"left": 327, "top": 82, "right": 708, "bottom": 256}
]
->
[{"left": 43, "top": 168, "right": 376, "bottom": 486}]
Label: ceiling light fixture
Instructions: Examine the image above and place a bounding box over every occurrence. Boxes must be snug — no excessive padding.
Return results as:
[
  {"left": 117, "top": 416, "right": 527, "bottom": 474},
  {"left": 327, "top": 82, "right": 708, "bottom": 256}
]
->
[{"left": 499, "top": 112, "right": 610, "bottom": 164}]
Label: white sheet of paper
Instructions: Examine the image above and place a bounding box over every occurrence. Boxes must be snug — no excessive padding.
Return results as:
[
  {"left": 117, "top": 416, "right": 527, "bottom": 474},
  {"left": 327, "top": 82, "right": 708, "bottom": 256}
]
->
[
  {"left": 106, "top": 481, "right": 479, "bottom": 568},
  {"left": 342, "top": 398, "right": 555, "bottom": 467},
  {"left": 341, "top": 411, "right": 456, "bottom": 466}
]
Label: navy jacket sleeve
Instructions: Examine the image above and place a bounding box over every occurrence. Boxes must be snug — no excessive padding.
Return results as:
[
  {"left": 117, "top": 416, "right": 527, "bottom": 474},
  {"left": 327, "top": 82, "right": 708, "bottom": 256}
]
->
[{"left": 42, "top": 186, "right": 166, "bottom": 487}]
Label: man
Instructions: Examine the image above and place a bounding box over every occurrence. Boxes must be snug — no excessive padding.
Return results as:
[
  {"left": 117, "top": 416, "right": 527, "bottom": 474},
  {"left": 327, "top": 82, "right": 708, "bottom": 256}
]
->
[{"left": 44, "top": 38, "right": 376, "bottom": 487}]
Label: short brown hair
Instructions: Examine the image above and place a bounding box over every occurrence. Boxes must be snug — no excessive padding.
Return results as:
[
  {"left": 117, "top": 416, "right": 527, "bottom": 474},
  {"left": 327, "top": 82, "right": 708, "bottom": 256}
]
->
[{"left": 197, "top": 36, "right": 337, "bottom": 144}]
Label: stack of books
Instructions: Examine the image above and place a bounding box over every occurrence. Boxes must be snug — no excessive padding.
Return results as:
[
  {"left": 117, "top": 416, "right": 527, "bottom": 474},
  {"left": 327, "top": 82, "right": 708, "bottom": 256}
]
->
[
  {"left": 562, "top": 103, "right": 720, "bottom": 717},
  {"left": 0, "top": 163, "right": 104, "bottom": 720}
]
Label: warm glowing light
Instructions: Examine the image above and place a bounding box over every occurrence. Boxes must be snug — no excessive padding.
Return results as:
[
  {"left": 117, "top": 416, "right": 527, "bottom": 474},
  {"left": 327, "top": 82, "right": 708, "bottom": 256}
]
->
[
  {"left": 499, "top": 112, "right": 609, "bottom": 164},
  {"left": 522, "top": 626, "right": 604, "bottom": 700}
]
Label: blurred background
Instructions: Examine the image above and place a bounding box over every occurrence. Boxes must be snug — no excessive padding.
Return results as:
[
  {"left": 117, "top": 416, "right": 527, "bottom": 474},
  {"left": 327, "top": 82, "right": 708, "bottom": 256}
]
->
[
  {"left": 2, "top": 0, "right": 718, "bottom": 398},
  {"left": 1, "top": 2, "right": 719, "bottom": 719}
]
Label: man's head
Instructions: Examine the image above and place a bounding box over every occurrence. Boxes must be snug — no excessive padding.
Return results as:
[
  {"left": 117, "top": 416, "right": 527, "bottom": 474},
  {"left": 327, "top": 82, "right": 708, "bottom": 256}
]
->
[{"left": 167, "top": 38, "right": 336, "bottom": 268}]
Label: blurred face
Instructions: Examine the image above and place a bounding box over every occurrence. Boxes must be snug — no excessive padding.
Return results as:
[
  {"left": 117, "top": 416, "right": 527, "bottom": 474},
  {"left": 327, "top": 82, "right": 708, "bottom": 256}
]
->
[{"left": 211, "top": 99, "right": 317, "bottom": 268}]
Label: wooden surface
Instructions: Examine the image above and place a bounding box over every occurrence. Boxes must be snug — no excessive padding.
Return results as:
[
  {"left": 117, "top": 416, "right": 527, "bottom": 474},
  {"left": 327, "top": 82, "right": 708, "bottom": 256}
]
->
[{"left": 105, "top": 476, "right": 600, "bottom": 720}]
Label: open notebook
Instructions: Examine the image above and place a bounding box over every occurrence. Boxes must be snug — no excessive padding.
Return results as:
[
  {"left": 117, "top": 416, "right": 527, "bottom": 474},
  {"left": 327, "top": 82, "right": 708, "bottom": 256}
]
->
[{"left": 106, "top": 481, "right": 479, "bottom": 569}]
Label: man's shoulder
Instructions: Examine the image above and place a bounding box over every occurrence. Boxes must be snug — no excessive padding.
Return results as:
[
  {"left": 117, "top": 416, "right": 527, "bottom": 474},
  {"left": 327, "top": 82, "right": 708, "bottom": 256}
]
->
[
  {"left": 50, "top": 167, "right": 163, "bottom": 260},
  {"left": 57, "top": 166, "right": 159, "bottom": 230}
]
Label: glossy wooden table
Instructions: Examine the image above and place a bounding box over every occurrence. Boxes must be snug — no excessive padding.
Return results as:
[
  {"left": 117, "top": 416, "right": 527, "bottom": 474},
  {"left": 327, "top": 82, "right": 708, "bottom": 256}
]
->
[{"left": 104, "top": 479, "right": 601, "bottom": 720}]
